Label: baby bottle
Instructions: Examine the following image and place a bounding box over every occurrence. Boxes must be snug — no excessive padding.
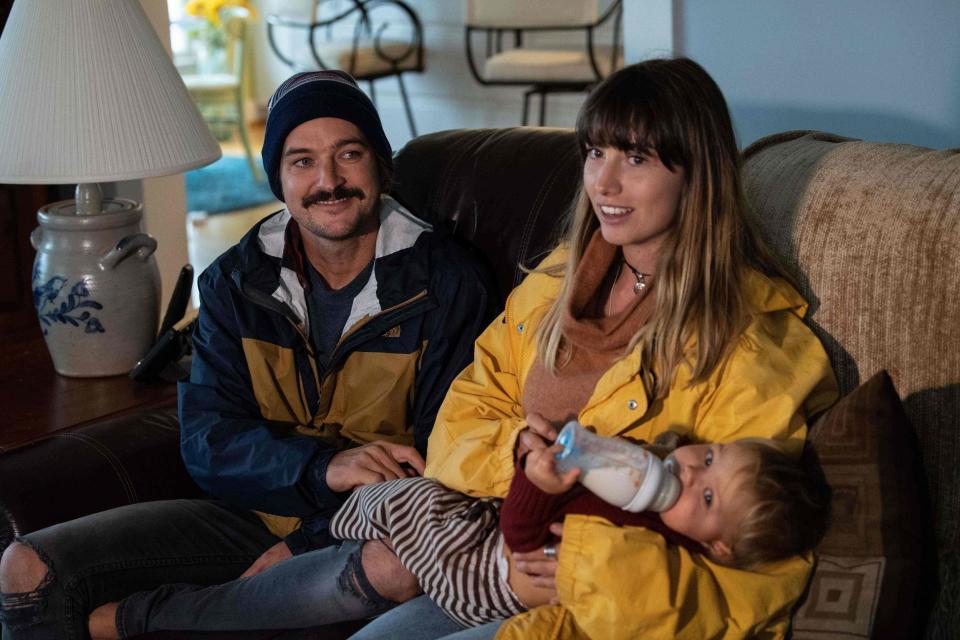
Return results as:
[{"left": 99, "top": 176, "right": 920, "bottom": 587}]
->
[{"left": 554, "top": 421, "right": 680, "bottom": 512}]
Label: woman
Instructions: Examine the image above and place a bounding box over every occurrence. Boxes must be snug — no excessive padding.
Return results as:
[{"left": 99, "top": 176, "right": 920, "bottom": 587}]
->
[
  {"left": 90, "top": 58, "right": 836, "bottom": 640},
  {"left": 353, "top": 57, "right": 837, "bottom": 639}
]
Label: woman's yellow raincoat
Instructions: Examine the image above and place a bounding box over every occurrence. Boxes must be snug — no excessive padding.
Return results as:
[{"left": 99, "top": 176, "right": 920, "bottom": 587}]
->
[{"left": 425, "top": 248, "right": 837, "bottom": 639}]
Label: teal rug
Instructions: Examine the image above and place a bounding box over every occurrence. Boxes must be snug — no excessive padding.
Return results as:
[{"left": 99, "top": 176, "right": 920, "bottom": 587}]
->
[{"left": 186, "top": 155, "right": 277, "bottom": 214}]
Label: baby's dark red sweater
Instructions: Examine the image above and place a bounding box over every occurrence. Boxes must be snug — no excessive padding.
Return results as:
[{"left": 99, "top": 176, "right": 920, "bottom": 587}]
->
[{"left": 499, "top": 465, "right": 702, "bottom": 553}]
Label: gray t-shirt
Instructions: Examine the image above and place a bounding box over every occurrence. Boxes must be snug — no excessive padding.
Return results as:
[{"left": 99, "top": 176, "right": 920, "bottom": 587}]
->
[{"left": 305, "top": 259, "right": 374, "bottom": 370}]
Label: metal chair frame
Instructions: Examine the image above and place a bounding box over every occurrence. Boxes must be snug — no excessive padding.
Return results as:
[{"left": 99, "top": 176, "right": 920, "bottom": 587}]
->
[
  {"left": 267, "top": 0, "right": 424, "bottom": 136},
  {"left": 464, "top": 0, "right": 623, "bottom": 126},
  {"left": 182, "top": 7, "right": 261, "bottom": 180}
]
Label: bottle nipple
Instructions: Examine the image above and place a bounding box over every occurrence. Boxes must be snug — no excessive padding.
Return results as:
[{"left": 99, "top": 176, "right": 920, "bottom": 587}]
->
[
  {"left": 663, "top": 455, "right": 678, "bottom": 477},
  {"left": 646, "top": 461, "right": 680, "bottom": 512},
  {"left": 620, "top": 454, "right": 681, "bottom": 513}
]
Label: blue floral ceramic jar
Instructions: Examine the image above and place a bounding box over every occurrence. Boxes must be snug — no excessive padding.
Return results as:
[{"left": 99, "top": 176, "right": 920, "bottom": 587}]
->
[{"left": 31, "top": 198, "right": 160, "bottom": 377}]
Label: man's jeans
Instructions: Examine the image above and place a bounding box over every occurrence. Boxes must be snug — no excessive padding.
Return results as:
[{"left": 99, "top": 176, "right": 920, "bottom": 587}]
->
[
  {"left": 2, "top": 499, "right": 286, "bottom": 639},
  {"left": 116, "top": 538, "right": 395, "bottom": 637}
]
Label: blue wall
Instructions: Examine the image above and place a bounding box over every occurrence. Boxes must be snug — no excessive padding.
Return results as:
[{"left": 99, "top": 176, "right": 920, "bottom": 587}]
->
[{"left": 678, "top": 0, "right": 960, "bottom": 149}]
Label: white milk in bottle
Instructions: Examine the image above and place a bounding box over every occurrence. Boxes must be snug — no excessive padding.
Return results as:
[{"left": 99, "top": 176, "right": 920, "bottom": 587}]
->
[{"left": 553, "top": 421, "right": 680, "bottom": 512}]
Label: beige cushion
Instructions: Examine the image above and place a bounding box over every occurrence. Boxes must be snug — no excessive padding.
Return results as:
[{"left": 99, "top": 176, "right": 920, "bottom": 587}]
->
[
  {"left": 182, "top": 74, "right": 239, "bottom": 93},
  {"left": 466, "top": 0, "right": 596, "bottom": 28},
  {"left": 309, "top": 39, "right": 420, "bottom": 77},
  {"left": 483, "top": 47, "right": 620, "bottom": 83}
]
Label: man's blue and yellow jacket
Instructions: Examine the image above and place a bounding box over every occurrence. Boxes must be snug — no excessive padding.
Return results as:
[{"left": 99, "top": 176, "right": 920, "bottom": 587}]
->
[{"left": 178, "top": 196, "right": 496, "bottom": 545}]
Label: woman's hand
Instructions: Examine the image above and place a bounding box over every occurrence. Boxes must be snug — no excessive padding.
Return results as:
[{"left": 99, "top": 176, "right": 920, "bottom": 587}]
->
[
  {"left": 516, "top": 413, "right": 560, "bottom": 461},
  {"left": 511, "top": 522, "right": 565, "bottom": 604}
]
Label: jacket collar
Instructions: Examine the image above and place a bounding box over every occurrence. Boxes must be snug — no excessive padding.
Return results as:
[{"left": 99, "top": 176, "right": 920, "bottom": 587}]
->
[
  {"left": 236, "top": 195, "right": 432, "bottom": 336},
  {"left": 742, "top": 269, "right": 810, "bottom": 317}
]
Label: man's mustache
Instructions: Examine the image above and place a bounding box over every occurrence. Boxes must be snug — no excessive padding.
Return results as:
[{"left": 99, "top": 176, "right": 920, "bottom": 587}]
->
[{"left": 302, "top": 186, "right": 366, "bottom": 209}]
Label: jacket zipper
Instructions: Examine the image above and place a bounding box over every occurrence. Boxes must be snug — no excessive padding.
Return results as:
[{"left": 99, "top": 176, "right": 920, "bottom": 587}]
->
[
  {"left": 240, "top": 278, "right": 435, "bottom": 421},
  {"left": 312, "top": 294, "right": 435, "bottom": 422}
]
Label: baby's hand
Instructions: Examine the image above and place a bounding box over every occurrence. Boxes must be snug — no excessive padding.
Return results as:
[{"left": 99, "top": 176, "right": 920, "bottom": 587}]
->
[{"left": 526, "top": 444, "right": 580, "bottom": 495}]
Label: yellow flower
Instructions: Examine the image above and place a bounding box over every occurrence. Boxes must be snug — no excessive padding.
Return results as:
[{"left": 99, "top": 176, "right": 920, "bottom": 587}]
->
[
  {"left": 184, "top": 0, "right": 257, "bottom": 27},
  {"left": 183, "top": 0, "right": 208, "bottom": 19}
]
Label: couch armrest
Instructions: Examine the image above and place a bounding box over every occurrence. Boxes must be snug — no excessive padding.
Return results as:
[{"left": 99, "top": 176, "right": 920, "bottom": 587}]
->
[{"left": 0, "top": 407, "right": 203, "bottom": 548}]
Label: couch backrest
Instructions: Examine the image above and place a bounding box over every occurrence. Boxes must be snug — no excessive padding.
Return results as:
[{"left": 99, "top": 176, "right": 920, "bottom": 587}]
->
[{"left": 393, "top": 127, "right": 581, "bottom": 302}]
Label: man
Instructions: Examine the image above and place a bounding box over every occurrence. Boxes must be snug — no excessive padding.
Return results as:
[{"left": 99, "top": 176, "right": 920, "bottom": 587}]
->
[{"left": 0, "top": 71, "right": 495, "bottom": 639}]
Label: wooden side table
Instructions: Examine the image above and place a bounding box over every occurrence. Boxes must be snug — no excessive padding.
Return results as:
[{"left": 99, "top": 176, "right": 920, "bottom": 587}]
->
[{"left": 0, "top": 327, "right": 178, "bottom": 452}]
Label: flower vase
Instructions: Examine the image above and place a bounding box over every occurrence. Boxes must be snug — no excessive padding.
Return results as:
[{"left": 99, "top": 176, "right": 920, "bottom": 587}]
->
[{"left": 194, "top": 32, "right": 226, "bottom": 74}]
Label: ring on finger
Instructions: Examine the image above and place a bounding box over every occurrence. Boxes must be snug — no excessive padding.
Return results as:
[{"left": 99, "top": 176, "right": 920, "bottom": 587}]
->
[{"left": 543, "top": 544, "right": 557, "bottom": 559}]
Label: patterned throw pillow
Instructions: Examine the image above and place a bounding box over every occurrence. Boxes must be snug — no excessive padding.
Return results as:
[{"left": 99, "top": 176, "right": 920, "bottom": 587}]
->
[{"left": 792, "top": 370, "right": 934, "bottom": 639}]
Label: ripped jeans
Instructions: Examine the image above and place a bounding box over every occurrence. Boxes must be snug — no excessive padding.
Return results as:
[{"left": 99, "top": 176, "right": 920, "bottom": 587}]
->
[
  {"left": 1, "top": 499, "right": 279, "bottom": 640},
  {"left": 0, "top": 499, "right": 391, "bottom": 639}
]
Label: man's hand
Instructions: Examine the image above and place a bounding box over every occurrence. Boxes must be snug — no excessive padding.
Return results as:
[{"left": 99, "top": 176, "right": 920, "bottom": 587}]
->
[
  {"left": 326, "top": 441, "right": 425, "bottom": 493},
  {"left": 526, "top": 444, "right": 580, "bottom": 494},
  {"left": 240, "top": 541, "right": 292, "bottom": 578},
  {"left": 516, "top": 413, "right": 560, "bottom": 461}
]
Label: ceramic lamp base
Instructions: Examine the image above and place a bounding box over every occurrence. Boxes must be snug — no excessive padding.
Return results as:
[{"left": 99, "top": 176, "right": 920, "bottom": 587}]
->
[{"left": 31, "top": 196, "right": 161, "bottom": 377}]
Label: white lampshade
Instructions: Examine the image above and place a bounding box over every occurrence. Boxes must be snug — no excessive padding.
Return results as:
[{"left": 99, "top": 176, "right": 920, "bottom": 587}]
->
[{"left": 0, "top": 0, "right": 221, "bottom": 184}]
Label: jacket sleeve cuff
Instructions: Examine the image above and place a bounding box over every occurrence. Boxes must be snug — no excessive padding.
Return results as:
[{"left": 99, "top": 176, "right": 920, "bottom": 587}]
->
[
  {"left": 283, "top": 522, "right": 337, "bottom": 556},
  {"left": 301, "top": 448, "right": 350, "bottom": 510},
  {"left": 555, "top": 515, "right": 588, "bottom": 605},
  {"left": 493, "top": 424, "right": 523, "bottom": 493}
]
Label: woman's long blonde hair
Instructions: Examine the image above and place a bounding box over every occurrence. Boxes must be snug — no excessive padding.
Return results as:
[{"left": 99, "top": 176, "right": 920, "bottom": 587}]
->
[{"left": 536, "top": 58, "right": 789, "bottom": 398}]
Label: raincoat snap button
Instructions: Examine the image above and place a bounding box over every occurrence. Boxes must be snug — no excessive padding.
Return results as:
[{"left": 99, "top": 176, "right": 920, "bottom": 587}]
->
[
  {"left": 627, "top": 399, "right": 638, "bottom": 410},
  {"left": 517, "top": 322, "right": 525, "bottom": 333}
]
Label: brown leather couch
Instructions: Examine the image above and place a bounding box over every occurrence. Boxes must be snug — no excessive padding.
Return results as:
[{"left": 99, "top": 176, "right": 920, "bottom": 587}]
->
[{"left": 1, "top": 127, "right": 956, "bottom": 639}]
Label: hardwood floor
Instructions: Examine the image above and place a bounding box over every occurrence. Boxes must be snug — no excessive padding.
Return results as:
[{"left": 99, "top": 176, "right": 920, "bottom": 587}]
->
[
  {"left": 188, "top": 120, "right": 279, "bottom": 291},
  {"left": 220, "top": 119, "right": 265, "bottom": 158}
]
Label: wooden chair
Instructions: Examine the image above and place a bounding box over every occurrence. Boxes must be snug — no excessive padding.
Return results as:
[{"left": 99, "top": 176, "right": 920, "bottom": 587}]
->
[
  {"left": 181, "top": 7, "right": 261, "bottom": 180},
  {"left": 266, "top": 0, "right": 424, "bottom": 136},
  {"left": 464, "top": 0, "right": 623, "bottom": 126}
]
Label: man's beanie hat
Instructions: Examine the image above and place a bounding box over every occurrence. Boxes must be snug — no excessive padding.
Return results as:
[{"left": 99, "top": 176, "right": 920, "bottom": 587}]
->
[{"left": 261, "top": 70, "right": 392, "bottom": 202}]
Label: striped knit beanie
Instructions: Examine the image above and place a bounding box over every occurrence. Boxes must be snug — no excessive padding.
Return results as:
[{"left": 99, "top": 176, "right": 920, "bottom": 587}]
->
[{"left": 261, "top": 70, "right": 392, "bottom": 202}]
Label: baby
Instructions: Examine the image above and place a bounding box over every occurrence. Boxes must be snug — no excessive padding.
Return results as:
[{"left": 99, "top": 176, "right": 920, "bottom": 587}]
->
[{"left": 330, "top": 435, "right": 832, "bottom": 628}]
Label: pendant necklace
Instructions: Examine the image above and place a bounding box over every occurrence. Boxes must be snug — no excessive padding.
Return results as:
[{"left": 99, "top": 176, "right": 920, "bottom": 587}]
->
[{"left": 622, "top": 260, "right": 651, "bottom": 295}]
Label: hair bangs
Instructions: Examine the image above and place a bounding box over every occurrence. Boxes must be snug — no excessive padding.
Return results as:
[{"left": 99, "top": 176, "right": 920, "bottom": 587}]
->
[{"left": 576, "top": 70, "right": 685, "bottom": 171}]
